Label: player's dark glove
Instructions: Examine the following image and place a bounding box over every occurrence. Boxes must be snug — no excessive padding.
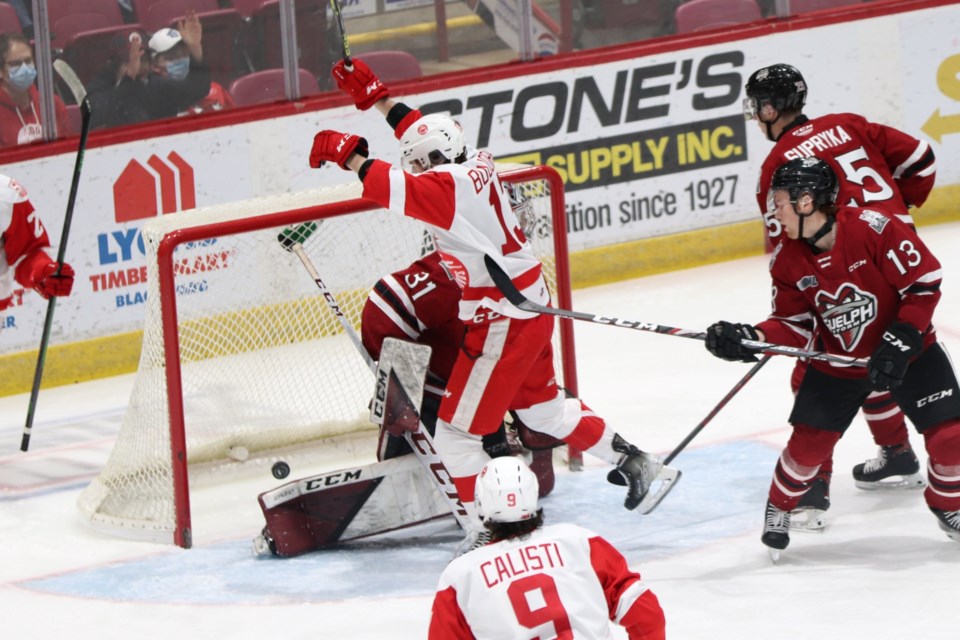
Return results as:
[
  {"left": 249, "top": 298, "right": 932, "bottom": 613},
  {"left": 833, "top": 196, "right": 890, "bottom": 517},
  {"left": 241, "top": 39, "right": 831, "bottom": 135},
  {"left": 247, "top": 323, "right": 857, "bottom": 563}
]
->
[
  {"left": 331, "top": 58, "right": 389, "bottom": 110},
  {"left": 308, "top": 130, "right": 368, "bottom": 169},
  {"left": 705, "top": 321, "right": 760, "bottom": 363},
  {"left": 867, "top": 322, "right": 923, "bottom": 390}
]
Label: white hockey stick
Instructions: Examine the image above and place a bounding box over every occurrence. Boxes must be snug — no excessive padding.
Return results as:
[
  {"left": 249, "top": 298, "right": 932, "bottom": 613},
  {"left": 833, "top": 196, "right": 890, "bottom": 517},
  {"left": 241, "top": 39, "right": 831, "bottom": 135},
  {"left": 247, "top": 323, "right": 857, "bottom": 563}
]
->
[
  {"left": 53, "top": 59, "right": 87, "bottom": 103},
  {"left": 483, "top": 255, "right": 868, "bottom": 367},
  {"left": 278, "top": 224, "right": 471, "bottom": 530}
]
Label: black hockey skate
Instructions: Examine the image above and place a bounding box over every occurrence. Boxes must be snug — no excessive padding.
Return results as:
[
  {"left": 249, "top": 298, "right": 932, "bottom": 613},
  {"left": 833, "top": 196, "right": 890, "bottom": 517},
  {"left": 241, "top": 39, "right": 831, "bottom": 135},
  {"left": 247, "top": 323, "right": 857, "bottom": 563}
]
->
[
  {"left": 852, "top": 445, "right": 925, "bottom": 490},
  {"left": 930, "top": 507, "right": 960, "bottom": 542},
  {"left": 790, "top": 475, "right": 830, "bottom": 532},
  {"left": 606, "top": 434, "right": 678, "bottom": 513},
  {"left": 762, "top": 501, "right": 791, "bottom": 563}
]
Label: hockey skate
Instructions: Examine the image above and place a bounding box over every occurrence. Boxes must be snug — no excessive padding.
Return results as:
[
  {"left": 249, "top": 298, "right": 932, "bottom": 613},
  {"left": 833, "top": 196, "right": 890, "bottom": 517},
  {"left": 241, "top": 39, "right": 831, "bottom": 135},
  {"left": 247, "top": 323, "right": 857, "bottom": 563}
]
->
[
  {"left": 762, "top": 501, "right": 791, "bottom": 563},
  {"left": 606, "top": 434, "right": 680, "bottom": 514},
  {"left": 252, "top": 526, "right": 277, "bottom": 557},
  {"left": 853, "top": 445, "right": 925, "bottom": 490},
  {"left": 930, "top": 508, "right": 960, "bottom": 542},
  {"left": 790, "top": 476, "right": 829, "bottom": 532}
]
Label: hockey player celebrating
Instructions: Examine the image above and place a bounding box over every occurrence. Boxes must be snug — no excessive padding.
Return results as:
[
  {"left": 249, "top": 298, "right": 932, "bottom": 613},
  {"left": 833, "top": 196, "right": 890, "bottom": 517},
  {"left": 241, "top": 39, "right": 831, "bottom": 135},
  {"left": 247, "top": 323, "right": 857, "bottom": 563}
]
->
[
  {"left": 361, "top": 247, "right": 560, "bottom": 496},
  {"left": 311, "top": 56, "right": 665, "bottom": 552},
  {"left": 0, "top": 173, "right": 75, "bottom": 311},
  {"left": 704, "top": 157, "right": 960, "bottom": 557},
  {"left": 743, "top": 63, "right": 937, "bottom": 521},
  {"left": 429, "top": 456, "right": 666, "bottom": 640}
]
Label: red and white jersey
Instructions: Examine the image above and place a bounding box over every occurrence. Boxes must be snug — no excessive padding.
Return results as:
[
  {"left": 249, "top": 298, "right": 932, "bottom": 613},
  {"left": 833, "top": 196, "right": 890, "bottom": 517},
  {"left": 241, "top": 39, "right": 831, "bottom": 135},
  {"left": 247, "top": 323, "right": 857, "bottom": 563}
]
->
[
  {"left": 360, "top": 251, "right": 464, "bottom": 398},
  {"left": 757, "top": 113, "right": 936, "bottom": 240},
  {"left": 757, "top": 206, "right": 942, "bottom": 377},
  {"left": 429, "top": 523, "right": 665, "bottom": 640},
  {"left": 360, "top": 150, "right": 549, "bottom": 323},
  {"left": 0, "top": 173, "right": 49, "bottom": 306}
]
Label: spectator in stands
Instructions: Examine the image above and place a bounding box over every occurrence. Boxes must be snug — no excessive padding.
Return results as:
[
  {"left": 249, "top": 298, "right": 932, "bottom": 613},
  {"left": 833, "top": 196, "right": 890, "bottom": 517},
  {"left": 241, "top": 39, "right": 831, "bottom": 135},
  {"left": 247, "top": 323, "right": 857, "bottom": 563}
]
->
[
  {"left": 0, "top": 33, "right": 71, "bottom": 146},
  {"left": 85, "top": 12, "right": 211, "bottom": 130},
  {"left": 6, "top": 0, "right": 33, "bottom": 37}
]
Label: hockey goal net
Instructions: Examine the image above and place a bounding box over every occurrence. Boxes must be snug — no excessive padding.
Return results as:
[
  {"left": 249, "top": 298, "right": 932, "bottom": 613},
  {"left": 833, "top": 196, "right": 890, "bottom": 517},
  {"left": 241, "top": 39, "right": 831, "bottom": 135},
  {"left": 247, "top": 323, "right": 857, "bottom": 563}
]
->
[{"left": 77, "top": 165, "right": 576, "bottom": 547}]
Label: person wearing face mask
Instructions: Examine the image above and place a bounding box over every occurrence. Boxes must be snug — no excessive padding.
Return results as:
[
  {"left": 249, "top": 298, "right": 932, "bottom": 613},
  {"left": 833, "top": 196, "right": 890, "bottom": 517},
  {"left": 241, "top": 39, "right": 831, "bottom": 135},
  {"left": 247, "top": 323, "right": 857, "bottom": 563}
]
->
[
  {"left": 144, "top": 12, "right": 211, "bottom": 120},
  {"left": 0, "top": 33, "right": 70, "bottom": 147}
]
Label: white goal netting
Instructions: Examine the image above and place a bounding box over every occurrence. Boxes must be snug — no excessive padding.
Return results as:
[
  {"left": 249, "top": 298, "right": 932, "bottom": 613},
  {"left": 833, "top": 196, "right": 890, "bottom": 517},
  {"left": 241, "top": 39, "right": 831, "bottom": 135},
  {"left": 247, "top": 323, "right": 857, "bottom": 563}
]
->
[{"left": 77, "top": 166, "right": 573, "bottom": 546}]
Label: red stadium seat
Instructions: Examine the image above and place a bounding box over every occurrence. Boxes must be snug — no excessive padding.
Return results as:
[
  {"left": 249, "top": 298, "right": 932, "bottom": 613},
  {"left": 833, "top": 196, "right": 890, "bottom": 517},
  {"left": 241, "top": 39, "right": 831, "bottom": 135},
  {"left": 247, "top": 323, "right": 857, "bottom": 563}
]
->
[
  {"left": 674, "top": 0, "right": 762, "bottom": 34},
  {"left": 48, "top": 0, "right": 126, "bottom": 50},
  {"left": 0, "top": 2, "right": 23, "bottom": 35},
  {"left": 131, "top": 0, "right": 218, "bottom": 31},
  {"left": 243, "top": 0, "right": 328, "bottom": 76},
  {"left": 357, "top": 51, "right": 422, "bottom": 83},
  {"left": 228, "top": 68, "right": 319, "bottom": 107}
]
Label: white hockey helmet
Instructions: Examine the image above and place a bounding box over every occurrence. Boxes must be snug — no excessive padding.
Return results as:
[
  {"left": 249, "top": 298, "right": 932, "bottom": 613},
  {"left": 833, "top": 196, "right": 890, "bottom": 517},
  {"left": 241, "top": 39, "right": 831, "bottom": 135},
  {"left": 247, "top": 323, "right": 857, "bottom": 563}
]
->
[
  {"left": 474, "top": 456, "right": 540, "bottom": 524},
  {"left": 399, "top": 113, "right": 465, "bottom": 174}
]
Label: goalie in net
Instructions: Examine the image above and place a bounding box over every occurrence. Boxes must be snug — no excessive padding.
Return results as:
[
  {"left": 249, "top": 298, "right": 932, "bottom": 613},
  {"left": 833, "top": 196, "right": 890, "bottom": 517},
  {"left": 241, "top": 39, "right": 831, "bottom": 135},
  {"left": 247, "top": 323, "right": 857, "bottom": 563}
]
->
[{"left": 310, "top": 56, "right": 673, "bottom": 548}]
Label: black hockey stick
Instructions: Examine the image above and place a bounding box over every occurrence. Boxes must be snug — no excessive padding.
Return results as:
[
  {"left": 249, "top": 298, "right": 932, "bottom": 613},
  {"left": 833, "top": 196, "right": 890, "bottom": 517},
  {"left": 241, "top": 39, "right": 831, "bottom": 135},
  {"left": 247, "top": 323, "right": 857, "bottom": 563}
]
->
[
  {"left": 483, "top": 255, "right": 868, "bottom": 367},
  {"left": 21, "top": 98, "right": 92, "bottom": 452},
  {"left": 329, "top": 0, "right": 353, "bottom": 70},
  {"left": 664, "top": 354, "right": 771, "bottom": 466},
  {"left": 278, "top": 223, "right": 471, "bottom": 531}
]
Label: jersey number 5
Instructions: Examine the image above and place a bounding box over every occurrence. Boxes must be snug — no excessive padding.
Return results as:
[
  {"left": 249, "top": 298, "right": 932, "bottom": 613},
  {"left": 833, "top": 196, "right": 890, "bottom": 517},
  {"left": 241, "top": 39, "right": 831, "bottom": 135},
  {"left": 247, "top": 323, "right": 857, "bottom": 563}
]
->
[{"left": 506, "top": 574, "right": 573, "bottom": 639}]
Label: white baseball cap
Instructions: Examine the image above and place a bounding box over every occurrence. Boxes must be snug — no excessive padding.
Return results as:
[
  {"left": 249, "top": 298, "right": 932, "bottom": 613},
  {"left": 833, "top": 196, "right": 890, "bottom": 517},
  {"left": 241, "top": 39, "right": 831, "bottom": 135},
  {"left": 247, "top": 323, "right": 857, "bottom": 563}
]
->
[{"left": 148, "top": 28, "right": 183, "bottom": 54}]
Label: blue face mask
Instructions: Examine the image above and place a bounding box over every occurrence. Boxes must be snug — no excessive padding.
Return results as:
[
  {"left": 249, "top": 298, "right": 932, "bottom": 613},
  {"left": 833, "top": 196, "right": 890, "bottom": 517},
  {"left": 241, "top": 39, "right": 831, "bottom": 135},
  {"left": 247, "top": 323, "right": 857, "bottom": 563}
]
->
[
  {"left": 8, "top": 62, "right": 36, "bottom": 91},
  {"left": 164, "top": 57, "right": 190, "bottom": 81}
]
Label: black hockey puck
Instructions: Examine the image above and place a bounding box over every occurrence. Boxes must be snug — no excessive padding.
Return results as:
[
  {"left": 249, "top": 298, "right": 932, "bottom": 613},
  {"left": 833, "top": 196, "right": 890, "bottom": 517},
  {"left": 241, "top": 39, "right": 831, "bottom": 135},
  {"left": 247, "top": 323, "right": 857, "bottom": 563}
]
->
[{"left": 271, "top": 461, "right": 290, "bottom": 479}]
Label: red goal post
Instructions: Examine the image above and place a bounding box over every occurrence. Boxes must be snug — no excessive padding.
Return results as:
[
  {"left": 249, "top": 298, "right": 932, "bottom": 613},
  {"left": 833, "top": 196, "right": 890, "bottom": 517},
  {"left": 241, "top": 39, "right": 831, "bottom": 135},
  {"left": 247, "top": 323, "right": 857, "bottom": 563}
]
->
[{"left": 77, "top": 164, "right": 578, "bottom": 548}]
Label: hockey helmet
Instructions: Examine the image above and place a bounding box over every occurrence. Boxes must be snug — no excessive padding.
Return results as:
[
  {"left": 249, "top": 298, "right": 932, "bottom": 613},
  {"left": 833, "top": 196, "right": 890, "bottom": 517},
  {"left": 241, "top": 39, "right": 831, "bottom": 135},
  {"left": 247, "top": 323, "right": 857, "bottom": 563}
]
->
[
  {"left": 743, "top": 64, "right": 807, "bottom": 120},
  {"left": 474, "top": 456, "right": 540, "bottom": 524},
  {"left": 770, "top": 157, "right": 839, "bottom": 211},
  {"left": 399, "top": 113, "right": 466, "bottom": 173}
]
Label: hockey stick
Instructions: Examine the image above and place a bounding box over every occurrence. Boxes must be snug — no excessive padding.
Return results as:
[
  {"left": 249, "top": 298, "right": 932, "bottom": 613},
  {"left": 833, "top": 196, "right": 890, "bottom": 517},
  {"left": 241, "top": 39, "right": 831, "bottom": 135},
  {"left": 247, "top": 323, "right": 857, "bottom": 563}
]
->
[
  {"left": 329, "top": 0, "right": 353, "bottom": 70},
  {"left": 664, "top": 355, "right": 771, "bottom": 466},
  {"left": 52, "top": 59, "right": 87, "bottom": 104},
  {"left": 21, "top": 98, "right": 92, "bottom": 452},
  {"left": 278, "top": 223, "right": 471, "bottom": 530},
  {"left": 483, "top": 255, "right": 868, "bottom": 367}
]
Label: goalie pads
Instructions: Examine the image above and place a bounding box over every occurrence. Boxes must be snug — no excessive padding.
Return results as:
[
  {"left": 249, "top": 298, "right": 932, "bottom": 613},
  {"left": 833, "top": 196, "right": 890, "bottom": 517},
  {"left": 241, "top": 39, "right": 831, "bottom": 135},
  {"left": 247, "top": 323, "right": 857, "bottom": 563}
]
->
[
  {"left": 372, "top": 337, "right": 431, "bottom": 436},
  {"left": 256, "top": 454, "right": 453, "bottom": 557}
]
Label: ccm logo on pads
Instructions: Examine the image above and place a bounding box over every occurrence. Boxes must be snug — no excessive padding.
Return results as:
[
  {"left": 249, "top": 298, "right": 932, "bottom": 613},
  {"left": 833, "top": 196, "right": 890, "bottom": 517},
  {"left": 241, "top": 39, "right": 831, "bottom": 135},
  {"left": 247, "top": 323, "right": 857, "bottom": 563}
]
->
[{"left": 917, "top": 389, "right": 953, "bottom": 407}]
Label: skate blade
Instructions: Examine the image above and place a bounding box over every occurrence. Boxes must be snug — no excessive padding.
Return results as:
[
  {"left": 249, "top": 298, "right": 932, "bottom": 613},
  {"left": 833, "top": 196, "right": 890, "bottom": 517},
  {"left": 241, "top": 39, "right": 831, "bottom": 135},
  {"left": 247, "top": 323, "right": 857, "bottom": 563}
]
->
[
  {"left": 637, "top": 466, "right": 682, "bottom": 515},
  {"left": 854, "top": 473, "right": 926, "bottom": 491},
  {"left": 939, "top": 525, "right": 960, "bottom": 543},
  {"left": 767, "top": 547, "right": 781, "bottom": 564},
  {"left": 252, "top": 534, "right": 273, "bottom": 557},
  {"left": 789, "top": 508, "right": 827, "bottom": 532}
]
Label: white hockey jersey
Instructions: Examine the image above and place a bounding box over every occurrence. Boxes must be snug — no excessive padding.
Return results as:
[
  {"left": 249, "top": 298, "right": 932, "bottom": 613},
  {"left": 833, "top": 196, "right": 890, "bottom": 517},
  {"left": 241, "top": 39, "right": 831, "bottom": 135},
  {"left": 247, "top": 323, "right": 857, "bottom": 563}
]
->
[
  {"left": 360, "top": 149, "right": 550, "bottom": 322},
  {"left": 429, "top": 522, "right": 665, "bottom": 640},
  {"left": 0, "top": 173, "right": 50, "bottom": 307}
]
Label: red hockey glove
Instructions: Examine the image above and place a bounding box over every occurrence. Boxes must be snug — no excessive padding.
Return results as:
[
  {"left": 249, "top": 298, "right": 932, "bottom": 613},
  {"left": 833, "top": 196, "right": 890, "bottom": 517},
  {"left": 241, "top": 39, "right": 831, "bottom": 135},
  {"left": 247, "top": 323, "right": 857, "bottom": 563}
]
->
[
  {"left": 331, "top": 58, "right": 389, "bottom": 111},
  {"left": 16, "top": 250, "right": 75, "bottom": 299},
  {"left": 309, "top": 130, "right": 369, "bottom": 170}
]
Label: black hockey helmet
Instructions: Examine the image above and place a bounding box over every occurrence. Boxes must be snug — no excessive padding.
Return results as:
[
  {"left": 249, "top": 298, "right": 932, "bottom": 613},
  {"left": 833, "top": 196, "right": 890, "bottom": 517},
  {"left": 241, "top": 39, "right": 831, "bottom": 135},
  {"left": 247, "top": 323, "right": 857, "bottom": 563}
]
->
[
  {"left": 770, "top": 157, "right": 839, "bottom": 211},
  {"left": 743, "top": 64, "right": 807, "bottom": 120}
]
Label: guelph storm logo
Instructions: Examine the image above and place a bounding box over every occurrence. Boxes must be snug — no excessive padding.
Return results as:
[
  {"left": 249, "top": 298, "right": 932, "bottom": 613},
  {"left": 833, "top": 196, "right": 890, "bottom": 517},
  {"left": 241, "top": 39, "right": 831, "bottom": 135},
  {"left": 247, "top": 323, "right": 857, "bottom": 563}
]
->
[{"left": 816, "top": 284, "right": 877, "bottom": 351}]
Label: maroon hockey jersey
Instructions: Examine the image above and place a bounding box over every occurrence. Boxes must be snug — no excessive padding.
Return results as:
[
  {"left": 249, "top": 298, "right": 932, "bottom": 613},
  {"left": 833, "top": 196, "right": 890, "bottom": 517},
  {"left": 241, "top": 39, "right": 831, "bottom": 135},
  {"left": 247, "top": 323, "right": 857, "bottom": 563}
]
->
[
  {"left": 756, "top": 113, "right": 936, "bottom": 241},
  {"left": 360, "top": 251, "right": 464, "bottom": 397},
  {"left": 757, "top": 206, "right": 941, "bottom": 378}
]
